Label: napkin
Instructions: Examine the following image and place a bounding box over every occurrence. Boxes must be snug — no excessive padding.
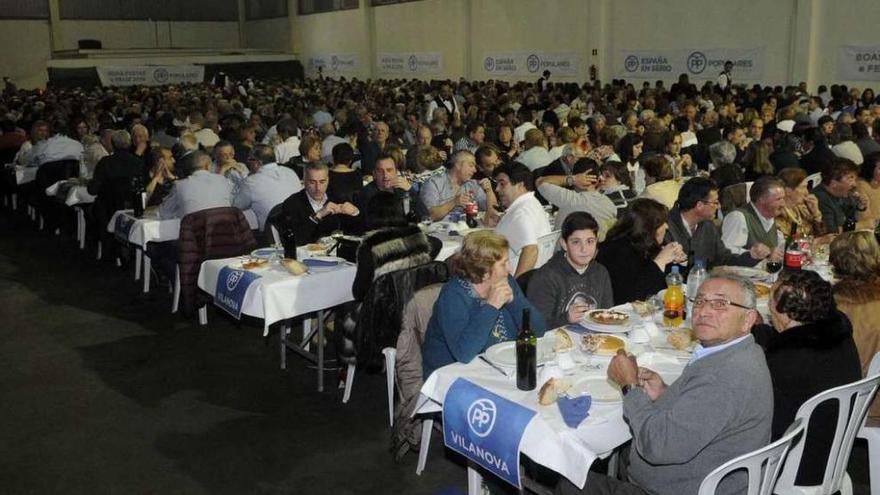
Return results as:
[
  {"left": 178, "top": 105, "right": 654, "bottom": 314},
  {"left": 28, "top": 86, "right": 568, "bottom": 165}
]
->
[
  {"left": 628, "top": 325, "right": 650, "bottom": 344},
  {"left": 557, "top": 395, "right": 592, "bottom": 428},
  {"left": 303, "top": 258, "right": 339, "bottom": 268}
]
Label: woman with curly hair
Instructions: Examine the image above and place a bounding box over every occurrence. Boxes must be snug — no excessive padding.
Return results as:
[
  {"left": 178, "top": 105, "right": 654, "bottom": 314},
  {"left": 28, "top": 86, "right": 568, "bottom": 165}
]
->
[
  {"left": 831, "top": 230, "right": 880, "bottom": 422},
  {"left": 751, "top": 270, "right": 861, "bottom": 485},
  {"left": 421, "top": 231, "right": 546, "bottom": 378}
]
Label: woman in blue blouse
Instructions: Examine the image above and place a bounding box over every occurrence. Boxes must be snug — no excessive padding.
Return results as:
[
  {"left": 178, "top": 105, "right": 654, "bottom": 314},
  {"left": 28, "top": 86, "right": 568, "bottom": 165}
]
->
[{"left": 422, "top": 231, "right": 546, "bottom": 378}]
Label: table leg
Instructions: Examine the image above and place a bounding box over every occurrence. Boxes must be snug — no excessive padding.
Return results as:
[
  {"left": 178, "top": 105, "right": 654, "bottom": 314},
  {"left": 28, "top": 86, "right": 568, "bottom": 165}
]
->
[
  {"left": 77, "top": 208, "right": 85, "bottom": 250},
  {"left": 142, "top": 254, "right": 151, "bottom": 293},
  {"left": 467, "top": 465, "right": 482, "bottom": 495},
  {"left": 317, "top": 310, "right": 325, "bottom": 392},
  {"left": 134, "top": 248, "right": 142, "bottom": 281},
  {"left": 280, "top": 323, "right": 288, "bottom": 370},
  {"left": 11, "top": 193, "right": 16, "bottom": 210},
  {"left": 302, "top": 318, "right": 311, "bottom": 352}
]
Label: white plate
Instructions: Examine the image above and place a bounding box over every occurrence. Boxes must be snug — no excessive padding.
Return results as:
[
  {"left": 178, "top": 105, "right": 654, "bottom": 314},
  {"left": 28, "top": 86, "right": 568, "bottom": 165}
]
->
[
  {"left": 634, "top": 352, "right": 686, "bottom": 384},
  {"left": 251, "top": 247, "right": 282, "bottom": 259},
  {"left": 484, "top": 338, "right": 556, "bottom": 368},
  {"left": 712, "top": 265, "right": 770, "bottom": 282},
  {"left": 567, "top": 375, "right": 622, "bottom": 404},
  {"left": 302, "top": 255, "right": 346, "bottom": 272}
]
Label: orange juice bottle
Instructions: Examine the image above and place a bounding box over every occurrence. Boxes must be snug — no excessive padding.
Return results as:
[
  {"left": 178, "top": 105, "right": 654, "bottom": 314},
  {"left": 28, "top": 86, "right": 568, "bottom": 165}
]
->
[{"left": 663, "top": 266, "right": 685, "bottom": 327}]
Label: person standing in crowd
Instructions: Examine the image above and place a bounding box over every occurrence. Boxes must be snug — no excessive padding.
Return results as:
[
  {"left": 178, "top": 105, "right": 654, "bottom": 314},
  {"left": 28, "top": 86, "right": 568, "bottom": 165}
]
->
[
  {"left": 527, "top": 212, "right": 613, "bottom": 329},
  {"left": 486, "top": 162, "right": 551, "bottom": 278},
  {"left": 233, "top": 144, "right": 302, "bottom": 230}
]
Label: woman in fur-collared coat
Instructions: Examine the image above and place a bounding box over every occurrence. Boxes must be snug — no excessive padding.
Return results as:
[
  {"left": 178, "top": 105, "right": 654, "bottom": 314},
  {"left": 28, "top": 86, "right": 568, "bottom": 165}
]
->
[
  {"left": 831, "top": 230, "right": 880, "bottom": 423},
  {"left": 338, "top": 191, "right": 441, "bottom": 367}
]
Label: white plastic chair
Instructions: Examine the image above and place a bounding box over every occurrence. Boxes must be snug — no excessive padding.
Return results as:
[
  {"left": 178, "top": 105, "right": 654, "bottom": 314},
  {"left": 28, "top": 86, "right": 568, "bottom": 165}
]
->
[
  {"left": 698, "top": 418, "right": 805, "bottom": 495},
  {"left": 805, "top": 173, "right": 822, "bottom": 191},
  {"left": 535, "top": 230, "right": 561, "bottom": 269},
  {"left": 856, "top": 353, "right": 880, "bottom": 495},
  {"left": 774, "top": 360, "right": 880, "bottom": 495}
]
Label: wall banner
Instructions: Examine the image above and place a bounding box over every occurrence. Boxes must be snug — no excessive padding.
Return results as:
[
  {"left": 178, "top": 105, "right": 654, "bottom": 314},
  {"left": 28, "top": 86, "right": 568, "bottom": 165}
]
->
[
  {"left": 481, "top": 51, "right": 580, "bottom": 77},
  {"left": 96, "top": 65, "right": 204, "bottom": 86},
  {"left": 837, "top": 45, "right": 880, "bottom": 81},
  {"left": 377, "top": 52, "right": 443, "bottom": 74},
  {"left": 306, "top": 54, "right": 359, "bottom": 75},
  {"left": 614, "top": 47, "right": 765, "bottom": 80}
]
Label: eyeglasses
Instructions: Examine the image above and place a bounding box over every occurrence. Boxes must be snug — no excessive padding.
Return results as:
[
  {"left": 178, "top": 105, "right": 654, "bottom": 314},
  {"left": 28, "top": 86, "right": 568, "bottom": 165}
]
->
[
  {"left": 691, "top": 296, "right": 754, "bottom": 311},
  {"left": 699, "top": 199, "right": 721, "bottom": 207}
]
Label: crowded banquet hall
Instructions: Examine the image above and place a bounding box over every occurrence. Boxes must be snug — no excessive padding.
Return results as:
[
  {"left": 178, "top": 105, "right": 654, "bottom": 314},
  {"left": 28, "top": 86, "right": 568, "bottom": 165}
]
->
[{"left": 4, "top": 1, "right": 880, "bottom": 494}]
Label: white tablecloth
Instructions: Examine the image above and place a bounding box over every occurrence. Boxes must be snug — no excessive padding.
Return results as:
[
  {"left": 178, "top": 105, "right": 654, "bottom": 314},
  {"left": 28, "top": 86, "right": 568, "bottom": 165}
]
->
[
  {"left": 417, "top": 308, "right": 690, "bottom": 490},
  {"left": 105, "top": 209, "right": 259, "bottom": 247},
  {"left": 15, "top": 166, "right": 37, "bottom": 185},
  {"left": 197, "top": 257, "right": 356, "bottom": 335},
  {"left": 44, "top": 181, "right": 95, "bottom": 206}
]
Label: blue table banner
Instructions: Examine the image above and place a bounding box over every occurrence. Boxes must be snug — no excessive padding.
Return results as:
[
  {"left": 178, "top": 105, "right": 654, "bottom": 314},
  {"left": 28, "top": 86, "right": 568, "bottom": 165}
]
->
[
  {"left": 214, "top": 266, "right": 261, "bottom": 319},
  {"left": 443, "top": 378, "right": 537, "bottom": 488},
  {"left": 114, "top": 214, "right": 136, "bottom": 241}
]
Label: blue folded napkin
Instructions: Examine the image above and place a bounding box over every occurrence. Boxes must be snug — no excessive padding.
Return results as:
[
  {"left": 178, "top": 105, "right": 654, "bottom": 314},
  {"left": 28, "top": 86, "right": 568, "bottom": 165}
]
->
[
  {"left": 303, "top": 258, "right": 339, "bottom": 267},
  {"left": 557, "top": 394, "right": 592, "bottom": 428}
]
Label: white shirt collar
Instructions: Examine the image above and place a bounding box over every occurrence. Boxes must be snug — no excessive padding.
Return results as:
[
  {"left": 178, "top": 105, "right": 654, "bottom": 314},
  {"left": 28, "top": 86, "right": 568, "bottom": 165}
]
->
[
  {"left": 307, "top": 192, "right": 327, "bottom": 212},
  {"left": 689, "top": 334, "right": 750, "bottom": 365},
  {"left": 681, "top": 213, "right": 694, "bottom": 236},
  {"left": 749, "top": 203, "right": 776, "bottom": 231},
  {"left": 506, "top": 191, "right": 536, "bottom": 212}
]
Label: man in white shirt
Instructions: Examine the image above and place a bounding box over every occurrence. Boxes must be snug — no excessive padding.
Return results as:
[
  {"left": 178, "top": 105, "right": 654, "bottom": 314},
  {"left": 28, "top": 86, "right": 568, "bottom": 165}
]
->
[
  {"left": 419, "top": 150, "right": 493, "bottom": 222},
  {"left": 233, "top": 144, "right": 303, "bottom": 230},
  {"left": 272, "top": 118, "right": 301, "bottom": 165},
  {"left": 190, "top": 112, "right": 220, "bottom": 151},
  {"left": 486, "top": 162, "right": 551, "bottom": 277},
  {"left": 159, "top": 151, "right": 233, "bottom": 220},
  {"left": 319, "top": 123, "right": 347, "bottom": 164},
  {"left": 28, "top": 127, "right": 84, "bottom": 168},
  {"left": 425, "top": 84, "right": 459, "bottom": 123},
  {"left": 517, "top": 128, "right": 553, "bottom": 172},
  {"left": 720, "top": 175, "right": 785, "bottom": 261}
]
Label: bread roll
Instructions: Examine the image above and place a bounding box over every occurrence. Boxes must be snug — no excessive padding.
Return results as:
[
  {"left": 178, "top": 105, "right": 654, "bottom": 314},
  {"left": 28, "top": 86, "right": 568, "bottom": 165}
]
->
[
  {"left": 554, "top": 329, "right": 573, "bottom": 352},
  {"left": 538, "top": 378, "right": 571, "bottom": 405},
  {"left": 281, "top": 258, "right": 308, "bottom": 276}
]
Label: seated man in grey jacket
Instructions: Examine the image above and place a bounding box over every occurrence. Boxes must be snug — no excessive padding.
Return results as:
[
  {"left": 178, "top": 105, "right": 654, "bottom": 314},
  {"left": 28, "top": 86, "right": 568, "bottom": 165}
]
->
[
  {"left": 559, "top": 275, "right": 773, "bottom": 495},
  {"left": 664, "top": 177, "right": 764, "bottom": 269},
  {"left": 536, "top": 158, "right": 617, "bottom": 239}
]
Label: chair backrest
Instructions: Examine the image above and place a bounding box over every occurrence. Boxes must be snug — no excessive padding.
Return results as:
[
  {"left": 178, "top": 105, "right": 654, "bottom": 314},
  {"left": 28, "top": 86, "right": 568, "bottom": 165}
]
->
[
  {"left": 805, "top": 172, "right": 822, "bottom": 191},
  {"left": 719, "top": 181, "right": 754, "bottom": 216},
  {"left": 698, "top": 419, "right": 805, "bottom": 495},
  {"left": 535, "top": 230, "right": 560, "bottom": 269},
  {"left": 263, "top": 203, "right": 284, "bottom": 247},
  {"left": 775, "top": 367, "right": 880, "bottom": 492},
  {"left": 35, "top": 159, "right": 79, "bottom": 188},
  {"left": 395, "top": 283, "right": 444, "bottom": 402},
  {"left": 860, "top": 353, "right": 880, "bottom": 428}
]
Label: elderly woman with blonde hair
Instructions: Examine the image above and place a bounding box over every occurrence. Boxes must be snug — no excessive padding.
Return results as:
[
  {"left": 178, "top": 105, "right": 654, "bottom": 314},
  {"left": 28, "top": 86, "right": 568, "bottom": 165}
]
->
[
  {"left": 831, "top": 230, "right": 880, "bottom": 422},
  {"left": 421, "top": 231, "right": 546, "bottom": 378}
]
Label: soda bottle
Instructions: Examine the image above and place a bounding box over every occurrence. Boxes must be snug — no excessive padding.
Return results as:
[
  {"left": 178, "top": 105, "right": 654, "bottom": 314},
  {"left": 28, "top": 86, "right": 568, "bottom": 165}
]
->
[
  {"left": 516, "top": 308, "right": 537, "bottom": 391},
  {"left": 465, "top": 202, "right": 478, "bottom": 229},
  {"left": 783, "top": 222, "right": 803, "bottom": 271},
  {"left": 663, "top": 266, "right": 685, "bottom": 327}
]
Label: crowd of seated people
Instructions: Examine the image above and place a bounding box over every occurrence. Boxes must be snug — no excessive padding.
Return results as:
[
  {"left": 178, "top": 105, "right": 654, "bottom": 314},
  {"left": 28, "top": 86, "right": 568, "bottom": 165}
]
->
[{"left": 4, "top": 72, "right": 880, "bottom": 494}]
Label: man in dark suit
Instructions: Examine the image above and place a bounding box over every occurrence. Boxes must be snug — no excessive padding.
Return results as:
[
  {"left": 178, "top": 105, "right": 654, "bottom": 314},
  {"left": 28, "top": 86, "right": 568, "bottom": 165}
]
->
[
  {"left": 280, "top": 162, "right": 360, "bottom": 246},
  {"left": 87, "top": 129, "right": 144, "bottom": 258}
]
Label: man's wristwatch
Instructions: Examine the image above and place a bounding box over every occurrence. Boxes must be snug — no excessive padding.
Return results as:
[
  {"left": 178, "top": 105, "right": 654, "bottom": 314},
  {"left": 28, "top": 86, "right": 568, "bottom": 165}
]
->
[
  {"left": 621, "top": 383, "right": 639, "bottom": 396},
  {"left": 565, "top": 175, "right": 574, "bottom": 188}
]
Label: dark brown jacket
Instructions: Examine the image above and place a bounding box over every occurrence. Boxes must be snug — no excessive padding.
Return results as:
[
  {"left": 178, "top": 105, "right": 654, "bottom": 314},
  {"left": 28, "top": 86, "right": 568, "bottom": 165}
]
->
[{"left": 177, "top": 207, "right": 257, "bottom": 314}]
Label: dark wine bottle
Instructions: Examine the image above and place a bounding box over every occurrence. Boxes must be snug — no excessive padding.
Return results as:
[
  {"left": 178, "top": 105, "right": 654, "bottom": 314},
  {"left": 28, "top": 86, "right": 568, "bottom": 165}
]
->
[
  {"left": 516, "top": 308, "right": 537, "bottom": 391},
  {"left": 130, "top": 175, "right": 146, "bottom": 218},
  {"left": 783, "top": 222, "right": 803, "bottom": 270}
]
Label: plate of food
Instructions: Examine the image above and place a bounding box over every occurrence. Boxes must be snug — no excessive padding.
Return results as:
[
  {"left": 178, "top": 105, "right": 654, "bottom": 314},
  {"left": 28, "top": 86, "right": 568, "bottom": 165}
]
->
[
  {"left": 651, "top": 327, "right": 697, "bottom": 354},
  {"left": 580, "top": 309, "right": 632, "bottom": 333},
  {"left": 235, "top": 258, "right": 269, "bottom": 270},
  {"left": 580, "top": 333, "right": 628, "bottom": 356},
  {"left": 754, "top": 283, "right": 771, "bottom": 299},
  {"left": 711, "top": 265, "right": 770, "bottom": 282},
  {"left": 484, "top": 336, "right": 557, "bottom": 368},
  {"left": 566, "top": 375, "right": 623, "bottom": 404}
]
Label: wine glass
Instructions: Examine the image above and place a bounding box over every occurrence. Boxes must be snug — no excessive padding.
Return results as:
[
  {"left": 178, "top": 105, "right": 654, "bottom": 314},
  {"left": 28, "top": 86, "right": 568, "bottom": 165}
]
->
[{"left": 765, "top": 258, "right": 783, "bottom": 283}]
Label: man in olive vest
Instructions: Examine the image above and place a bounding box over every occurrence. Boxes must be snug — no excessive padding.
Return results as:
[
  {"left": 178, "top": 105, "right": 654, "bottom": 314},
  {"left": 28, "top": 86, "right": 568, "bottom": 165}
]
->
[{"left": 720, "top": 175, "right": 785, "bottom": 262}]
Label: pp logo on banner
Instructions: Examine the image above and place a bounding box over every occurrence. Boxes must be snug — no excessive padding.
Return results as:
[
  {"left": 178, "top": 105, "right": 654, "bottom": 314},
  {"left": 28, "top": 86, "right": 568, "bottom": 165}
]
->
[
  {"left": 214, "top": 266, "right": 261, "bottom": 319},
  {"left": 443, "top": 378, "right": 537, "bottom": 488},
  {"left": 483, "top": 56, "right": 495, "bottom": 72},
  {"left": 624, "top": 55, "right": 639, "bottom": 73},
  {"left": 408, "top": 55, "right": 418, "bottom": 72},
  {"left": 152, "top": 68, "right": 169, "bottom": 84},
  {"left": 687, "top": 51, "right": 707, "bottom": 74},
  {"left": 527, "top": 54, "right": 541, "bottom": 73},
  {"left": 114, "top": 214, "right": 135, "bottom": 241}
]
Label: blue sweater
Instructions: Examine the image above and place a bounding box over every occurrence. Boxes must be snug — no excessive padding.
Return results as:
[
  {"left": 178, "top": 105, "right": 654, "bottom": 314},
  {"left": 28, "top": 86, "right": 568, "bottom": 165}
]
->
[{"left": 422, "top": 276, "right": 547, "bottom": 379}]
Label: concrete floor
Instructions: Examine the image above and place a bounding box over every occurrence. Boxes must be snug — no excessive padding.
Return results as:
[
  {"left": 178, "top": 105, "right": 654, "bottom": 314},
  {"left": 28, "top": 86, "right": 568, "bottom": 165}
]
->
[{"left": 0, "top": 206, "right": 873, "bottom": 494}]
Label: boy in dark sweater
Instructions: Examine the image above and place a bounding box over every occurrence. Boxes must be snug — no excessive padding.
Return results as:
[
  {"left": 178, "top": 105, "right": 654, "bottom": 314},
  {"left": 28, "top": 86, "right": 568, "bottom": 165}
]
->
[{"left": 527, "top": 211, "right": 614, "bottom": 329}]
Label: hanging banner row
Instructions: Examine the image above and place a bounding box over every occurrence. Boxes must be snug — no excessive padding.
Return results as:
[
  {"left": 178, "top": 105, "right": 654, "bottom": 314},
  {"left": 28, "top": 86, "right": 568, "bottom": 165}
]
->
[
  {"left": 613, "top": 47, "right": 766, "bottom": 80},
  {"left": 305, "top": 45, "right": 880, "bottom": 81},
  {"left": 96, "top": 65, "right": 204, "bottom": 86}
]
